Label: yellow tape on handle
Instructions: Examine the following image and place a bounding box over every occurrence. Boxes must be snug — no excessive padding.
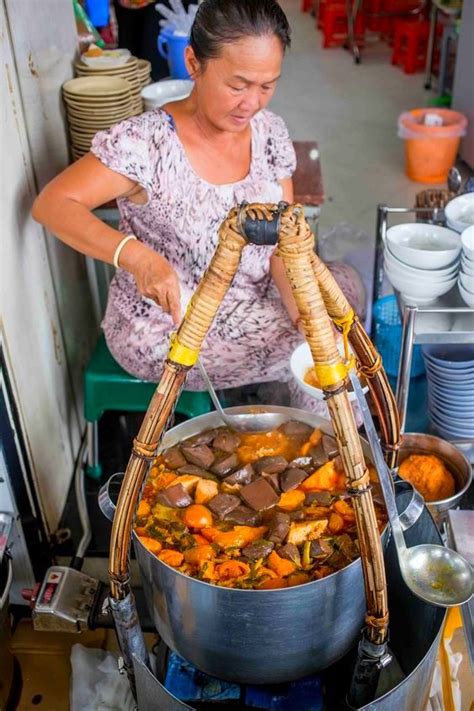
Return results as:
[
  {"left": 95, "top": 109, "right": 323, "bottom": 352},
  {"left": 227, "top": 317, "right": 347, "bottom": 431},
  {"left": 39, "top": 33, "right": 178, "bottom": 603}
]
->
[
  {"left": 167, "top": 333, "right": 199, "bottom": 367},
  {"left": 333, "top": 309, "right": 355, "bottom": 363},
  {"left": 315, "top": 361, "right": 350, "bottom": 388}
]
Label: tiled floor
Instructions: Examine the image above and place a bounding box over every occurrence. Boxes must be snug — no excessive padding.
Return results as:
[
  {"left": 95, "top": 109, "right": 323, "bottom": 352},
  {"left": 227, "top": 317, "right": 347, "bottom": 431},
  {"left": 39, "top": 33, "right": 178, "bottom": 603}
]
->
[{"left": 273, "top": 0, "right": 432, "bottom": 236}]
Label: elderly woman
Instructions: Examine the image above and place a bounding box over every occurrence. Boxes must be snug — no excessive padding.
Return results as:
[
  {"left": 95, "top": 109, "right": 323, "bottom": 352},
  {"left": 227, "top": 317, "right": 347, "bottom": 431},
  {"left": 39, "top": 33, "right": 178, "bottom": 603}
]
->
[{"left": 33, "top": 0, "right": 364, "bottom": 409}]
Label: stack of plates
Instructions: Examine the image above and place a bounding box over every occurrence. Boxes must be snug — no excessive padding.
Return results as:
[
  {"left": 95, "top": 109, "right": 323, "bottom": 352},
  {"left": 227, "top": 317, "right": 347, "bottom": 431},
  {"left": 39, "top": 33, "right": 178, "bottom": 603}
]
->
[
  {"left": 137, "top": 59, "right": 152, "bottom": 89},
  {"left": 75, "top": 56, "right": 143, "bottom": 115},
  {"left": 422, "top": 345, "right": 474, "bottom": 441},
  {"left": 458, "top": 226, "right": 474, "bottom": 307},
  {"left": 383, "top": 223, "right": 461, "bottom": 305},
  {"left": 62, "top": 76, "right": 133, "bottom": 160}
]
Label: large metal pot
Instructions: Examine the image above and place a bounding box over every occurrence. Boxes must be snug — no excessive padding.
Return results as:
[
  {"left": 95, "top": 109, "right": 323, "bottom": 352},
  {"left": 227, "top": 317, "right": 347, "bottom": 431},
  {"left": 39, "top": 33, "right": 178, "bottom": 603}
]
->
[
  {"left": 129, "top": 489, "right": 445, "bottom": 711},
  {"left": 131, "top": 406, "right": 390, "bottom": 684}
]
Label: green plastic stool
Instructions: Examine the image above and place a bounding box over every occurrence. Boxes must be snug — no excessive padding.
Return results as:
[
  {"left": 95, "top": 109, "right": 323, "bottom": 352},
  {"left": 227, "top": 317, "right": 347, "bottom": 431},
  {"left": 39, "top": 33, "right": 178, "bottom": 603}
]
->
[{"left": 84, "top": 334, "right": 212, "bottom": 479}]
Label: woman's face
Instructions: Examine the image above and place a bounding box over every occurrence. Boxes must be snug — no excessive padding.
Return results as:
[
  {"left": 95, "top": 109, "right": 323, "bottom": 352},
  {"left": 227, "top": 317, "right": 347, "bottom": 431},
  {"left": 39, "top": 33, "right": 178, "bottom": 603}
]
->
[{"left": 185, "top": 34, "right": 284, "bottom": 132}]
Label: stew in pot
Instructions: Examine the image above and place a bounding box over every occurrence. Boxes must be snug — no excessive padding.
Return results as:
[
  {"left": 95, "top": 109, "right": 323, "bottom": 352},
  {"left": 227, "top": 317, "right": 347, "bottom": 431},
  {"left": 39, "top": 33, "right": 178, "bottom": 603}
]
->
[{"left": 134, "top": 421, "right": 387, "bottom": 589}]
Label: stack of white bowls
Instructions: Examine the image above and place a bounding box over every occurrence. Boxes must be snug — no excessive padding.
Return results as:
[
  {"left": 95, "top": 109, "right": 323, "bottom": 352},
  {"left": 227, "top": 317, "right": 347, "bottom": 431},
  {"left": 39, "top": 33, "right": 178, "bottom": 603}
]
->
[
  {"left": 384, "top": 223, "right": 461, "bottom": 304},
  {"left": 458, "top": 226, "right": 474, "bottom": 307},
  {"left": 62, "top": 77, "right": 133, "bottom": 160},
  {"left": 75, "top": 56, "right": 144, "bottom": 115},
  {"left": 422, "top": 345, "right": 474, "bottom": 441}
]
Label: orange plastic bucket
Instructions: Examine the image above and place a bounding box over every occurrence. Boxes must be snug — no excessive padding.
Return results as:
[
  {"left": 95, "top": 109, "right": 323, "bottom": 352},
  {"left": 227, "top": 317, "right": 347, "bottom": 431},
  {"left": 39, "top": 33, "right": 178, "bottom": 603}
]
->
[{"left": 398, "top": 108, "right": 467, "bottom": 183}]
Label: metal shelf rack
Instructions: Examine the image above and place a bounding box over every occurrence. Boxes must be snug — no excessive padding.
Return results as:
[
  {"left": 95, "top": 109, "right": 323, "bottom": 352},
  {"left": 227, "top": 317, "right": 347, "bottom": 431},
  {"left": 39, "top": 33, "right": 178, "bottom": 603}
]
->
[{"left": 372, "top": 203, "right": 474, "bottom": 432}]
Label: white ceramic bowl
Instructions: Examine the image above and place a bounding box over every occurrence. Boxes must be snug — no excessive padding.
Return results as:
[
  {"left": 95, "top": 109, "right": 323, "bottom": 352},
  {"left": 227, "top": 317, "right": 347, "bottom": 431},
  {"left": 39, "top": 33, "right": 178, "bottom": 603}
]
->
[
  {"left": 385, "top": 268, "right": 457, "bottom": 304},
  {"left": 461, "top": 257, "right": 474, "bottom": 276},
  {"left": 384, "top": 248, "right": 459, "bottom": 281},
  {"left": 445, "top": 194, "right": 474, "bottom": 233},
  {"left": 141, "top": 79, "right": 193, "bottom": 111},
  {"left": 458, "top": 281, "right": 474, "bottom": 307},
  {"left": 461, "top": 225, "right": 474, "bottom": 260},
  {"left": 459, "top": 271, "right": 474, "bottom": 293},
  {"left": 290, "top": 342, "right": 368, "bottom": 402},
  {"left": 385, "top": 223, "right": 461, "bottom": 269}
]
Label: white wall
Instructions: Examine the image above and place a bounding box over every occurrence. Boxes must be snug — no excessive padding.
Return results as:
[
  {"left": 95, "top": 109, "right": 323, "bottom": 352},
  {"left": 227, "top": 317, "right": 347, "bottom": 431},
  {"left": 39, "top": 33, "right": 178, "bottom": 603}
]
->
[{"left": 1, "top": 0, "right": 96, "bottom": 532}]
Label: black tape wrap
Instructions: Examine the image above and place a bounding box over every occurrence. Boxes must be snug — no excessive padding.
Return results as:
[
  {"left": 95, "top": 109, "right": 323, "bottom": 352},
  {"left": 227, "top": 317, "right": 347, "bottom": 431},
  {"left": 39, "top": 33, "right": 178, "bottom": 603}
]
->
[{"left": 242, "top": 201, "right": 289, "bottom": 245}]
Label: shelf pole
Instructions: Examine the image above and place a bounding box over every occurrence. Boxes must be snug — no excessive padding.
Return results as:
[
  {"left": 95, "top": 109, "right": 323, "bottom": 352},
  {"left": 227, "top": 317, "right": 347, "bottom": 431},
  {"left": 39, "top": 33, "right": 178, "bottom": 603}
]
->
[{"left": 396, "top": 305, "right": 418, "bottom": 432}]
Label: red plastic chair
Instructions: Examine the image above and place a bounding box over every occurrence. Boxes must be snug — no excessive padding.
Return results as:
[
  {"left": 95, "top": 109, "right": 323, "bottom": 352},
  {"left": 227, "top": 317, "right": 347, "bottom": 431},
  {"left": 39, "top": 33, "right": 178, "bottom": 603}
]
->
[
  {"left": 322, "top": 3, "right": 365, "bottom": 48},
  {"left": 391, "top": 17, "right": 440, "bottom": 73}
]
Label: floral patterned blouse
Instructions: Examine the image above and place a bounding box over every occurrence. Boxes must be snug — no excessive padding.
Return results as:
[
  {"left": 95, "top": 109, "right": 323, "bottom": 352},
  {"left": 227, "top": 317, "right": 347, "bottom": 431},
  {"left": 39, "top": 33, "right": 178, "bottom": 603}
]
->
[
  {"left": 91, "top": 108, "right": 308, "bottom": 390},
  {"left": 91, "top": 106, "right": 365, "bottom": 424}
]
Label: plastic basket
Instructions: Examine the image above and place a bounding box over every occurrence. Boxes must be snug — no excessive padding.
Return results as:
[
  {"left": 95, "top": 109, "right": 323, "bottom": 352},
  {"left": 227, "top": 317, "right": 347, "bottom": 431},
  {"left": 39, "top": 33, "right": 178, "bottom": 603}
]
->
[{"left": 372, "top": 295, "right": 425, "bottom": 378}]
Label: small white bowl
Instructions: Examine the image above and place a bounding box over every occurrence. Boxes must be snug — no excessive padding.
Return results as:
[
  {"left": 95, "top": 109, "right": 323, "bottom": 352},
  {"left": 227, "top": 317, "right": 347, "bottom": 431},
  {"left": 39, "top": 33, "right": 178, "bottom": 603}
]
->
[
  {"left": 385, "top": 223, "right": 461, "bottom": 270},
  {"left": 141, "top": 79, "right": 193, "bottom": 111},
  {"left": 458, "top": 281, "right": 474, "bottom": 307},
  {"left": 459, "top": 271, "right": 474, "bottom": 293},
  {"left": 290, "top": 342, "right": 367, "bottom": 402},
  {"left": 461, "top": 225, "right": 474, "bottom": 260},
  {"left": 461, "top": 259, "right": 474, "bottom": 277},
  {"left": 385, "top": 268, "right": 457, "bottom": 303},
  {"left": 384, "top": 248, "right": 459, "bottom": 281},
  {"left": 445, "top": 194, "right": 474, "bottom": 233}
]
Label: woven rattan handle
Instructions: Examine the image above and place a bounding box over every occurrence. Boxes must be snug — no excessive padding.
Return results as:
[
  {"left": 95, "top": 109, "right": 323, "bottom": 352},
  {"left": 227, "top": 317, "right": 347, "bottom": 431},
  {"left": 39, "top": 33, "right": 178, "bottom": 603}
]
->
[
  {"left": 311, "top": 252, "right": 400, "bottom": 468},
  {"left": 278, "top": 206, "right": 389, "bottom": 645}
]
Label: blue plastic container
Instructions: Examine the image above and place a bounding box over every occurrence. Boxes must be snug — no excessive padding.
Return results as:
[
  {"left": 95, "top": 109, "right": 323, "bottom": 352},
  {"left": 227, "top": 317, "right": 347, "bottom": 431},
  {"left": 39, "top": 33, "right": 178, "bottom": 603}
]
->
[
  {"left": 372, "top": 295, "right": 425, "bottom": 377},
  {"left": 84, "top": 0, "right": 109, "bottom": 28},
  {"left": 158, "top": 26, "right": 190, "bottom": 79}
]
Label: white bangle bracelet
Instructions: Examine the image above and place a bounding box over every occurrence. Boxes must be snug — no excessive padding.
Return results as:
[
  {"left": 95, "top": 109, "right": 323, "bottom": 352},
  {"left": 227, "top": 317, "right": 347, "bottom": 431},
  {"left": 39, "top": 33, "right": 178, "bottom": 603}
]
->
[{"left": 113, "top": 234, "right": 137, "bottom": 269}]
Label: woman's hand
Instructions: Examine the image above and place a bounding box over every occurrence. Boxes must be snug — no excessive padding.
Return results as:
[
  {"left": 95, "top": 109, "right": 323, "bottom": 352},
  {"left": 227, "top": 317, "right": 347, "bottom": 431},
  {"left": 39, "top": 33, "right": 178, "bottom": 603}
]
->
[{"left": 121, "top": 240, "right": 182, "bottom": 324}]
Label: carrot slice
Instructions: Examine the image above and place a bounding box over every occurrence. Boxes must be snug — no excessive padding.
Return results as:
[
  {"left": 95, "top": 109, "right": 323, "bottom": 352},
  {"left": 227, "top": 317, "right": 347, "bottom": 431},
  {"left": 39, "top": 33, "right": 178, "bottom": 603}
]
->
[
  {"left": 216, "top": 561, "right": 250, "bottom": 581},
  {"left": 184, "top": 545, "right": 215, "bottom": 567},
  {"left": 278, "top": 489, "right": 305, "bottom": 511},
  {"left": 267, "top": 550, "right": 297, "bottom": 578},
  {"left": 138, "top": 536, "right": 162, "bottom": 556},
  {"left": 158, "top": 549, "right": 184, "bottom": 567},
  {"left": 328, "top": 512, "right": 345, "bottom": 533}
]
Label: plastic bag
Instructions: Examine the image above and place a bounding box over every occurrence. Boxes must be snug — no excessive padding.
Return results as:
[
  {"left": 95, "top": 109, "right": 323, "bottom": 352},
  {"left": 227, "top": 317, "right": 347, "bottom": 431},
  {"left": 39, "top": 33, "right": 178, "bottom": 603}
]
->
[
  {"left": 70, "top": 644, "right": 135, "bottom": 711},
  {"left": 398, "top": 110, "right": 467, "bottom": 140},
  {"left": 155, "top": 0, "right": 198, "bottom": 34}
]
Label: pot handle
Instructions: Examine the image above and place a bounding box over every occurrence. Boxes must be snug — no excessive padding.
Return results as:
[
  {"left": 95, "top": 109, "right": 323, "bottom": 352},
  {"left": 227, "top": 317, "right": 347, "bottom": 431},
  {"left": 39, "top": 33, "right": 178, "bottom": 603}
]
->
[
  {"left": 395, "top": 479, "right": 425, "bottom": 531},
  {"left": 98, "top": 472, "right": 124, "bottom": 522},
  {"left": 158, "top": 34, "right": 169, "bottom": 60}
]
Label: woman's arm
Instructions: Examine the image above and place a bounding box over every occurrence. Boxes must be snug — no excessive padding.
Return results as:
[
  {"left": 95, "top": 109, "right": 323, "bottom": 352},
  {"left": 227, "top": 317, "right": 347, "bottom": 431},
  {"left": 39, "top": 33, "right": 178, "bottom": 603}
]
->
[
  {"left": 270, "top": 178, "right": 302, "bottom": 329},
  {"left": 32, "top": 153, "right": 181, "bottom": 323}
]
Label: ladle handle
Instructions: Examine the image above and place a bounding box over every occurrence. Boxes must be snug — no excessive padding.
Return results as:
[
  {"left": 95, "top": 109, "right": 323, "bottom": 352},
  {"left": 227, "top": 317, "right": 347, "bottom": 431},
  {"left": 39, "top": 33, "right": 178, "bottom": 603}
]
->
[
  {"left": 197, "top": 359, "right": 229, "bottom": 423},
  {"left": 349, "top": 372, "right": 408, "bottom": 556}
]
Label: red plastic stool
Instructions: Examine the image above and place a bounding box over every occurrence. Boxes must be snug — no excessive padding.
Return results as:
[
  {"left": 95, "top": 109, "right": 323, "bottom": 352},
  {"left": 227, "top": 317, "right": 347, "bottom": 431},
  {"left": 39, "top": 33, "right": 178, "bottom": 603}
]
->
[
  {"left": 301, "top": 0, "right": 313, "bottom": 11},
  {"left": 391, "top": 19, "right": 430, "bottom": 73},
  {"left": 322, "top": 3, "right": 365, "bottom": 48}
]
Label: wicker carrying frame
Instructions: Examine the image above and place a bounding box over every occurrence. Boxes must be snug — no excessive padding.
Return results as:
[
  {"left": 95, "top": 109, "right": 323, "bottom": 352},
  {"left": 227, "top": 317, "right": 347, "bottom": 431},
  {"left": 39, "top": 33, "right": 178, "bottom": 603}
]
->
[{"left": 108, "top": 202, "right": 400, "bottom": 688}]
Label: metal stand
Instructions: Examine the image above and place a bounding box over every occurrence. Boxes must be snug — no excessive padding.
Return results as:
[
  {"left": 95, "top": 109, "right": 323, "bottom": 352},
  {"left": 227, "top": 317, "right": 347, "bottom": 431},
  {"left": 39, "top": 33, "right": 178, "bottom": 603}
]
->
[
  {"left": 373, "top": 204, "right": 474, "bottom": 434},
  {"left": 424, "top": 0, "right": 462, "bottom": 91}
]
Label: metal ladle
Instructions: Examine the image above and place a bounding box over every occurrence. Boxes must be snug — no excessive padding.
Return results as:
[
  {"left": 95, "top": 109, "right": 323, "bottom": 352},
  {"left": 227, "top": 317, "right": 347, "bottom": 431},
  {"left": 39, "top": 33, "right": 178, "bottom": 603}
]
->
[
  {"left": 447, "top": 166, "right": 462, "bottom": 195},
  {"left": 197, "top": 359, "right": 289, "bottom": 432},
  {"left": 350, "top": 371, "right": 473, "bottom": 608}
]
